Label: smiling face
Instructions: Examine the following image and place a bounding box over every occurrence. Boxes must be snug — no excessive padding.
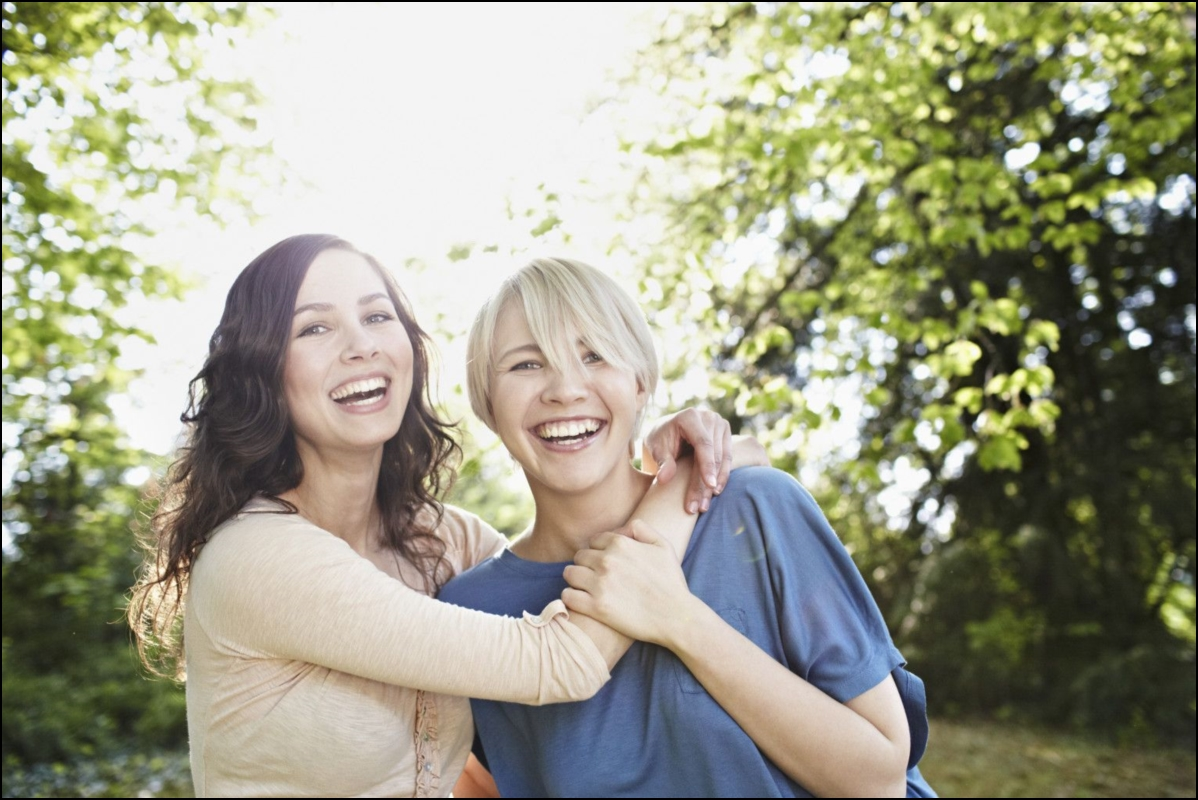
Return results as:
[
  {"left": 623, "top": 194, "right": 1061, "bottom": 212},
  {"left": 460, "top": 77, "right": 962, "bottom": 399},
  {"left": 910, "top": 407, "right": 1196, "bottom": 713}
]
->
[
  {"left": 489, "top": 299, "right": 647, "bottom": 499},
  {"left": 283, "top": 248, "right": 414, "bottom": 462}
]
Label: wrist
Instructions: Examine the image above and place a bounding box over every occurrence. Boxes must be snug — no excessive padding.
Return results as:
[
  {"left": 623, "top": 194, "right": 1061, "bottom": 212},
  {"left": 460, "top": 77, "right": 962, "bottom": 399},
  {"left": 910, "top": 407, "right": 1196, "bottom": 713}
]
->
[{"left": 657, "top": 593, "right": 713, "bottom": 651}]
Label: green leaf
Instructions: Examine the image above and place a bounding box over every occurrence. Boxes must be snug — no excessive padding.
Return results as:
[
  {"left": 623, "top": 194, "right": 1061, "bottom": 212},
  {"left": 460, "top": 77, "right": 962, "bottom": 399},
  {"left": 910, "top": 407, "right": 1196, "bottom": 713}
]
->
[
  {"left": 954, "top": 387, "right": 985, "bottom": 414},
  {"left": 978, "top": 434, "right": 1024, "bottom": 472},
  {"left": 944, "top": 340, "right": 984, "bottom": 376}
]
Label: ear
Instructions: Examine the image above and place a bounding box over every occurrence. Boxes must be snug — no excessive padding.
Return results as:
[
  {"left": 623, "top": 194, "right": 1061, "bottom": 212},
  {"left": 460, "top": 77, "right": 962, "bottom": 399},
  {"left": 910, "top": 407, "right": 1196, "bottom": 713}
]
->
[
  {"left": 635, "top": 379, "right": 649, "bottom": 412},
  {"left": 483, "top": 398, "right": 499, "bottom": 433}
]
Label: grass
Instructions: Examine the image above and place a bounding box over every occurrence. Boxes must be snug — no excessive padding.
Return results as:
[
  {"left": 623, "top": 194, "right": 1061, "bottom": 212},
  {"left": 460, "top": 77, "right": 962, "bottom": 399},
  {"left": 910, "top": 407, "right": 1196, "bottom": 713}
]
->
[
  {"left": 4, "top": 718, "right": 1194, "bottom": 797},
  {"left": 920, "top": 718, "right": 1197, "bottom": 798}
]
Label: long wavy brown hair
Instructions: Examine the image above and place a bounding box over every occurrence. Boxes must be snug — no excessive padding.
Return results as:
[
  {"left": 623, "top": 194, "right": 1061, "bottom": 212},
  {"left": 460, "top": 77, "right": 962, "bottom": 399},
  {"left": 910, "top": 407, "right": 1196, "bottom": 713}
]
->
[{"left": 128, "top": 234, "right": 460, "bottom": 678}]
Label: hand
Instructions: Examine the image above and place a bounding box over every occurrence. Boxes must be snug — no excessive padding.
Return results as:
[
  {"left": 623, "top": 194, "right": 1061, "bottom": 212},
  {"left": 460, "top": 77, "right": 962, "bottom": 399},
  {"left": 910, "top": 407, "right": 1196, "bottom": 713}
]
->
[
  {"left": 641, "top": 407, "right": 733, "bottom": 513},
  {"left": 561, "top": 520, "right": 697, "bottom": 647}
]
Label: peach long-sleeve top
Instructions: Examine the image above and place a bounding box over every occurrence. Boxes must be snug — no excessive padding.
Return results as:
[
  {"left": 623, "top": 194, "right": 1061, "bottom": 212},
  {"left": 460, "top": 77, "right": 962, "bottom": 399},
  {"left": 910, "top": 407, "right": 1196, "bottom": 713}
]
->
[{"left": 184, "top": 499, "right": 609, "bottom": 798}]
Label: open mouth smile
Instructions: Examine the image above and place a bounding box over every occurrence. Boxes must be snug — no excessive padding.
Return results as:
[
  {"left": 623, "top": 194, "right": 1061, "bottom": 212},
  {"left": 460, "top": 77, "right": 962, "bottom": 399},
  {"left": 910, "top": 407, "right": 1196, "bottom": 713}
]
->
[
  {"left": 533, "top": 418, "right": 605, "bottom": 446},
  {"left": 330, "top": 376, "right": 389, "bottom": 407}
]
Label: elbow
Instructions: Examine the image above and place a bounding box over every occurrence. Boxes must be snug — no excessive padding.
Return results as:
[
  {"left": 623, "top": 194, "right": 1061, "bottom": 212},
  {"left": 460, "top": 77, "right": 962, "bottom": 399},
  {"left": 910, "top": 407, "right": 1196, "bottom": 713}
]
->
[
  {"left": 533, "top": 670, "right": 607, "bottom": 706},
  {"left": 576, "top": 670, "right": 608, "bottom": 702},
  {"left": 845, "top": 742, "right": 907, "bottom": 797},
  {"left": 873, "top": 745, "right": 910, "bottom": 798},
  {"left": 852, "top": 768, "right": 906, "bottom": 799},
  {"left": 878, "top": 775, "right": 908, "bottom": 798},
  {"left": 530, "top": 640, "right": 611, "bottom": 706},
  {"left": 816, "top": 767, "right": 906, "bottom": 798}
]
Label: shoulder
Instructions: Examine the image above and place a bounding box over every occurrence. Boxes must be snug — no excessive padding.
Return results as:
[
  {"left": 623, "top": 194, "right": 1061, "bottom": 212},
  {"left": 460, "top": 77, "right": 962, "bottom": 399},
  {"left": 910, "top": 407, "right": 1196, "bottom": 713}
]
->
[
  {"left": 436, "top": 504, "right": 506, "bottom": 553},
  {"left": 189, "top": 505, "right": 364, "bottom": 629},
  {"left": 437, "top": 550, "right": 510, "bottom": 610},
  {"left": 193, "top": 504, "right": 350, "bottom": 586},
  {"left": 202, "top": 502, "right": 322, "bottom": 555},
  {"left": 701, "top": 466, "right": 847, "bottom": 565},
  {"left": 712, "top": 466, "right": 821, "bottom": 519}
]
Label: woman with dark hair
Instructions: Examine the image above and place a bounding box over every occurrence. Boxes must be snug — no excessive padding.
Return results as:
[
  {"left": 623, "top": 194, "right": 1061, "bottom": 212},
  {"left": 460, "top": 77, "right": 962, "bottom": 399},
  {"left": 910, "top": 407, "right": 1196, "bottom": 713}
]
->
[{"left": 127, "top": 234, "right": 750, "bottom": 797}]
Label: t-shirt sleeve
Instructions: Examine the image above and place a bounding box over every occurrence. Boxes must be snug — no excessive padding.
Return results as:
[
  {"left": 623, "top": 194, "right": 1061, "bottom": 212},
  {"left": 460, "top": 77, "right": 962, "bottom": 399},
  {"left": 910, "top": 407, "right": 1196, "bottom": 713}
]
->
[
  {"left": 743, "top": 469, "right": 930, "bottom": 770},
  {"left": 749, "top": 469, "right": 905, "bottom": 703},
  {"left": 188, "top": 511, "right": 608, "bottom": 705}
]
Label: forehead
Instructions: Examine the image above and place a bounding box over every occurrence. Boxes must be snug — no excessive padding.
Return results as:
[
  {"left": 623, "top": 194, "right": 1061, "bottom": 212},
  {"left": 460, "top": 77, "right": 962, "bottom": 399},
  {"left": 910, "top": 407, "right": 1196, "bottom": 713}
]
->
[
  {"left": 493, "top": 300, "right": 535, "bottom": 348},
  {"left": 295, "top": 249, "right": 390, "bottom": 305},
  {"left": 492, "top": 298, "right": 587, "bottom": 352}
]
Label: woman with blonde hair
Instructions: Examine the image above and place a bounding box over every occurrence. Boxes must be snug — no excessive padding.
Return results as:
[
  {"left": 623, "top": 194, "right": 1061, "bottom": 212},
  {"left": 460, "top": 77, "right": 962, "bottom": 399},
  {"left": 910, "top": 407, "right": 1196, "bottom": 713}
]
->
[{"left": 442, "top": 256, "right": 935, "bottom": 797}]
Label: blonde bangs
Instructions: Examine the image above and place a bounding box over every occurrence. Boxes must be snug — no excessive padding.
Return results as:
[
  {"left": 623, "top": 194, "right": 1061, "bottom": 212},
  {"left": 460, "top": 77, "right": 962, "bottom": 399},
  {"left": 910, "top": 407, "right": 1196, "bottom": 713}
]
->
[{"left": 466, "top": 258, "right": 659, "bottom": 431}]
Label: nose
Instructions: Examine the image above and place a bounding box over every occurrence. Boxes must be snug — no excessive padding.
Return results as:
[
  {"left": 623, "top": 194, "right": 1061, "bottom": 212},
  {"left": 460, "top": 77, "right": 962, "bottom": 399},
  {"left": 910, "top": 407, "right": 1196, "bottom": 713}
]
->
[
  {"left": 541, "top": 362, "right": 588, "bottom": 405},
  {"left": 340, "top": 323, "right": 380, "bottom": 362}
]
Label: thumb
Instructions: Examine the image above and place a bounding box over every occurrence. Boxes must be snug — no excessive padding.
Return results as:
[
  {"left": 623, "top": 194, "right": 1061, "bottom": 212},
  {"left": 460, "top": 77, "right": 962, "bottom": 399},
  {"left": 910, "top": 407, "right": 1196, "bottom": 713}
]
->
[
  {"left": 625, "top": 519, "right": 663, "bottom": 546},
  {"left": 653, "top": 453, "right": 678, "bottom": 485}
]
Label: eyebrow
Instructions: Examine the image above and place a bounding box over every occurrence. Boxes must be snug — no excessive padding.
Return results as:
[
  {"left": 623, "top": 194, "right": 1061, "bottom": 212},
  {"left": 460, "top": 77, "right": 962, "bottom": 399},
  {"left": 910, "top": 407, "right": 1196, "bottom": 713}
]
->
[
  {"left": 293, "top": 292, "right": 391, "bottom": 317},
  {"left": 496, "top": 338, "right": 596, "bottom": 365},
  {"left": 496, "top": 343, "right": 543, "bottom": 363}
]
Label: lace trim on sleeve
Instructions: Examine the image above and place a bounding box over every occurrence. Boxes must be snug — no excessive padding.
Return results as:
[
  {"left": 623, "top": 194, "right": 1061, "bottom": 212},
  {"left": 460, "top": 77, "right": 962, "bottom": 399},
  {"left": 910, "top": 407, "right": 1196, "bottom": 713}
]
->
[{"left": 412, "top": 689, "right": 441, "bottom": 797}]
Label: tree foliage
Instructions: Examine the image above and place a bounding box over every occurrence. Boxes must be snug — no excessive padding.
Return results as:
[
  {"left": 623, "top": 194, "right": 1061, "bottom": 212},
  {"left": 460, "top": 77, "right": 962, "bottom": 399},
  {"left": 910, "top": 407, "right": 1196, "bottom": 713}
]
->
[
  {"left": 622, "top": 2, "right": 1195, "bottom": 734},
  {"left": 2, "top": 1, "right": 271, "bottom": 764}
]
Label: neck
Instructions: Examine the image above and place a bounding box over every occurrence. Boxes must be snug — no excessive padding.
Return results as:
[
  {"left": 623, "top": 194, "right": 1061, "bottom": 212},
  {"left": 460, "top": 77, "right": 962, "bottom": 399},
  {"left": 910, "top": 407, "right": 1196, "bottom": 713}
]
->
[
  {"left": 279, "top": 444, "right": 384, "bottom": 555},
  {"left": 514, "top": 464, "right": 654, "bottom": 563}
]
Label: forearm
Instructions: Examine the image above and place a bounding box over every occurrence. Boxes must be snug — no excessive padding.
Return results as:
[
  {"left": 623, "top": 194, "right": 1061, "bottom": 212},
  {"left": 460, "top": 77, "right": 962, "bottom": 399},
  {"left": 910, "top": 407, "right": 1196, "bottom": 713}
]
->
[
  {"left": 568, "top": 458, "right": 697, "bottom": 668},
  {"left": 667, "top": 598, "right": 910, "bottom": 797},
  {"left": 451, "top": 755, "right": 499, "bottom": 798}
]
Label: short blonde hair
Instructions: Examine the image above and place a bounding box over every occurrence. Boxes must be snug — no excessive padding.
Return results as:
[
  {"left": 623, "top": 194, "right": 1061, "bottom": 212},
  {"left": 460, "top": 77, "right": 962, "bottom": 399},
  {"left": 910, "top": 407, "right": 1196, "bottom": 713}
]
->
[{"left": 467, "top": 257, "right": 659, "bottom": 431}]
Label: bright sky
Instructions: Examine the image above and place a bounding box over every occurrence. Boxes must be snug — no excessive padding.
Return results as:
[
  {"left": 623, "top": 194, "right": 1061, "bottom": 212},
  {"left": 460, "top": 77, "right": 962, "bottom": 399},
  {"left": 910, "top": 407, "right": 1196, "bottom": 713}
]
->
[{"left": 117, "top": 2, "right": 664, "bottom": 458}]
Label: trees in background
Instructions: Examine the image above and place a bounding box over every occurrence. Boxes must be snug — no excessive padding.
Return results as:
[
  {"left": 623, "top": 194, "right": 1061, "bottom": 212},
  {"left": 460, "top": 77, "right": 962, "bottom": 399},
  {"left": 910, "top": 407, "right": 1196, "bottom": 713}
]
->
[
  {"left": 619, "top": 2, "right": 1195, "bottom": 734},
  {"left": 2, "top": 2, "right": 271, "bottom": 764},
  {"left": 2, "top": 2, "right": 1193, "bottom": 780}
]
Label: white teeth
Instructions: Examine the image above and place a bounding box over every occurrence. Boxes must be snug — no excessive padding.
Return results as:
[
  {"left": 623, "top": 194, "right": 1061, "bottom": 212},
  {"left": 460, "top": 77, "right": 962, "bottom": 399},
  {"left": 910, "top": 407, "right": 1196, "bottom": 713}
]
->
[
  {"left": 536, "top": 419, "right": 601, "bottom": 440},
  {"left": 342, "top": 395, "right": 381, "bottom": 406},
  {"left": 330, "top": 376, "right": 387, "bottom": 400}
]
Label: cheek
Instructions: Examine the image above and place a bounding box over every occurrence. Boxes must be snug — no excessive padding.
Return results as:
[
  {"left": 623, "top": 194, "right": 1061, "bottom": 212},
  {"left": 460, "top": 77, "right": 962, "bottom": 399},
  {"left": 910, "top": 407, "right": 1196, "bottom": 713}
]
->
[
  {"left": 281, "top": 356, "right": 305, "bottom": 409},
  {"left": 282, "top": 371, "right": 314, "bottom": 428},
  {"left": 489, "top": 380, "right": 530, "bottom": 437},
  {"left": 281, "top": 345, "right": 325, "bottom": 424},
  {"left": 607, "top": 375, "right": 644, "bottom": 417},
  {"left": 390, "top": 329, "right": 416, "bottom": 368}
]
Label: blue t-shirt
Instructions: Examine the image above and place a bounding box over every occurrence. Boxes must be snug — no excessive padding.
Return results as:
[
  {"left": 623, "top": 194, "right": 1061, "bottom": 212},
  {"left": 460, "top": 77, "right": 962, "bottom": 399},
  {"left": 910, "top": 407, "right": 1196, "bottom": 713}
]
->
[{"left": 440, "top": 467, "right": 935, "bottom": 798}]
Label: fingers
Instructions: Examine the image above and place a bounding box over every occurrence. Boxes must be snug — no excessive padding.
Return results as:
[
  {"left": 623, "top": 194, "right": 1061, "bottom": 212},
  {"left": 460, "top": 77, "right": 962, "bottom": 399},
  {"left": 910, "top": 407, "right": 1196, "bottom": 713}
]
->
[
  {"left": 642, "top": 413, "right": 681, "bottom": 472},
  {"left": 641, "top": 440, "right": 661, "bottom": 476},
  {"left": 626, "top": 520, "right": 678, "bottom": 562},
  {"left": 654, "top": 454, "right": 678, "bottom": 485},
  {"left": 560, "top": 586, "right": 595, "bottom": 617},
  {"left": 664, "top": 410, "right": 711, "bottom": 513},
  {"left": 678, "top": 409, "right": 718, "bottom": 488},
  {"left": 709, "top": 413, "right": 725, "bottom": 482},
  {"left": 586, "top": 531, "right": 622, "bottom": 550},
  {"left": 717, "top": 421, "right": 734, "bottom": 494},
  {"left": 686, "top": 467, "right": 713, "bottom": 515},
  {"left": 625, "top": 519, "right": 662, "bottom": 545},
  {"left": 562, "top": 562, "right": 596, "bottom": 591}
]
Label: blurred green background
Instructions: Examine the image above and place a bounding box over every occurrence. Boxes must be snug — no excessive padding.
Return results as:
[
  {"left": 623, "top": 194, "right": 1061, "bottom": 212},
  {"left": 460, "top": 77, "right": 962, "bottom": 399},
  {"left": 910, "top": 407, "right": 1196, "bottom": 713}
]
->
[{"left": 3, "top": 2, "right": 1194, "bottom": 796}]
